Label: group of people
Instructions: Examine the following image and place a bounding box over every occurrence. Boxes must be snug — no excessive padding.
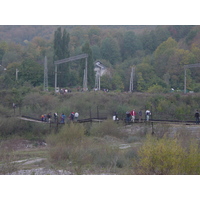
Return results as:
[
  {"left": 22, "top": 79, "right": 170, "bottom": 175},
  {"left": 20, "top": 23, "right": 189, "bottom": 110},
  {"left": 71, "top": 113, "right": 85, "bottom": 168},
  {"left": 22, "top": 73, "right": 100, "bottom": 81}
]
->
[
  {"left": 41, "top": 111, "right": 79, "bottom": 124},
  {"left": 41, "top": 113, "right": 52, "bottom": 123},
  {"left": 59, "top": 88, "right": 72, "bottom": 94},
  {"left": 113, "top": 109, "right": 151, "bottom": 123},
  {"left": 125, "top": 109, "right": 143, "bottom": 123}
]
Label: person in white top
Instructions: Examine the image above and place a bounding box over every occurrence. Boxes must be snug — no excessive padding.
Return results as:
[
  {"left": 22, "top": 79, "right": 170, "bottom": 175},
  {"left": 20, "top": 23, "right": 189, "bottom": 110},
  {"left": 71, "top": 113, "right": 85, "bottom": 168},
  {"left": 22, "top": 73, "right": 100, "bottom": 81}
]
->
[
  {"left": 146, "top": 110, "right": 151, "bottom": 121},
  {"left": 74, "top": 112, "right": 79, "bottom": 121}
]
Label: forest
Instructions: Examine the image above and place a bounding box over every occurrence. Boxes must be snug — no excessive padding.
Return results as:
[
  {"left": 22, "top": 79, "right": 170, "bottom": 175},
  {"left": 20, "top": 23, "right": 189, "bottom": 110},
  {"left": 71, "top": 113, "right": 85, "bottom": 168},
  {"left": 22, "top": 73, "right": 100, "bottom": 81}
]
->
[{"left": 1, "top": 25, "right": 200, "bottom": 93}]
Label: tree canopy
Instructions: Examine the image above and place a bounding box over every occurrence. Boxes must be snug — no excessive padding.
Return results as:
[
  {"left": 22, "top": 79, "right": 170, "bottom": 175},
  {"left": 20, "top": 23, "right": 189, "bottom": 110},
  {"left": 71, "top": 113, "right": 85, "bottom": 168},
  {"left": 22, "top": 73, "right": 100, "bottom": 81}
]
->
[{"left": 1, "top": 25, "right": 200, "bottom": 93}]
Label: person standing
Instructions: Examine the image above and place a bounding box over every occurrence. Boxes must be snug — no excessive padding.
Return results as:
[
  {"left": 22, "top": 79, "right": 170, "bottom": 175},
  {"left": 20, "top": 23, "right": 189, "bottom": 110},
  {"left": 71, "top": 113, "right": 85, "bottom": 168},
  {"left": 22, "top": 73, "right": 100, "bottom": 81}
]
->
[
  {"left": 146, "top": 109, "right": 151, "bottom": 121},
  {"left": 195, "top": 110, "right": 199, "bottom": 124},
  {"left": 138, "top": 110, "right": 142, "bottom": 122},
  {"left": 130, "top": 109, "right": 136, "bottom": 122},
  {"left": 41, "top": 114, "right": 44, "bottom": 121},
  {"left": 60, "top": 113, "right": 66, "bottom": 123},
  {"left": 47, "top": 113, "right": 52, "bottom": 123},
  {"left": 74, "top": 112, "right": 79, "bottom": 121},
  {"left": 126, "top": 111, "right": 131, "bottom": 122},
  {"left": 113, "top": 111, "right": 118, "bottom": 121},
  {"left": 70, "top": 112, "right": 75, "bottom": 121},
  {"left": 54, "top": 112, "right": 58, "bottom": 122}
]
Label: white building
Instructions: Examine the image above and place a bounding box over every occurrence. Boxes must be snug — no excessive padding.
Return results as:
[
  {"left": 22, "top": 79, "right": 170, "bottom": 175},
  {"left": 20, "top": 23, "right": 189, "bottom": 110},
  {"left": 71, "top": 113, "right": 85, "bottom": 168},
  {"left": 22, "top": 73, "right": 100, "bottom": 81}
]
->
[{"left": 94, "top": 61, "right": 107, "bottom": 90}]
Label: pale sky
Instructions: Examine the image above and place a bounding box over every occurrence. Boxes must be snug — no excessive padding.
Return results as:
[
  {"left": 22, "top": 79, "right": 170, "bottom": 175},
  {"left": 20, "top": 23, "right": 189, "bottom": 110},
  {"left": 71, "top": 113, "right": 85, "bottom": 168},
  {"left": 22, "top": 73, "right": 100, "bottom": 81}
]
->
[{"left": 1, "top": 1, "right": 196, "bottom": 25}]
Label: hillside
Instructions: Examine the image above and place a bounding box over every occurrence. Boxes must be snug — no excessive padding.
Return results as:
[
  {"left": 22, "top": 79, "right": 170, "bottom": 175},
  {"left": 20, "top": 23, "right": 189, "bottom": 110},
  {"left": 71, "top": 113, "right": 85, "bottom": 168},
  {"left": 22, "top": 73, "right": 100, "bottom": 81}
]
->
[{"left": 0, "top": 25, "right": 156, "bottom": 44}]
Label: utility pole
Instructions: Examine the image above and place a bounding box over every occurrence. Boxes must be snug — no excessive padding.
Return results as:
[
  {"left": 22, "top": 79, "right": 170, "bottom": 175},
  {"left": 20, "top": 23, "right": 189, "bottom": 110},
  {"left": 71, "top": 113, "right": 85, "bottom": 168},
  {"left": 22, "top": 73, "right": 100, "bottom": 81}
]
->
[
  {"left": 83, "top": 69, "right": 86, "bottom": 90},
  {"left": 129, "top": 67, "right": 135, "bottom": 92},
  {"left": 184, "top": 66, "right": 186, "bottom": 94},
  {"left": 95, "top": 67, "right": 101, "bottom": 90},
  {"left": 84, "top": 57, "right": 88, "bottom": 91},
  {"left": 44, "top": 56, "right": 48, "bottom": 91},
  {"left": 95, "top": 73, "right": 98, "bottom": 89},
  {"left": 98, "top": 68, "right": 101, "bottom": 90},
  {"left": 16, "top": 68, "right": 19, "bottom": 81}
]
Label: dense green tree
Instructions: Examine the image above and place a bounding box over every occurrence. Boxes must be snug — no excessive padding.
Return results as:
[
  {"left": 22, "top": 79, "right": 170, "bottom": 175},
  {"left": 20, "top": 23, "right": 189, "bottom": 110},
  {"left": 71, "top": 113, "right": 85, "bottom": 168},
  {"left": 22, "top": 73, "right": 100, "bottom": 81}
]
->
[
  {"left": 140, "top": 30, "right": 157, "bottom": 54},
  {"left": 136, "top": 63, "right": 166, "bottom": 91},
  {"left": 53, "top": 27, "right": 63, "bottom": 61},
  {"left": 139, "top": 26, "right": 170, "bottom": 55},
  {"left": 91, "top": 45, "right": 101, "bottom": 61},
  {"left": 185, "top": 30, "right": 198, "bottom": 45},
  {"left": 62, "top": 29, "right": 70, "bottom": 58},
  {"left": 0, "top": 41, "right": 7, "bottom": 65},
  {"left": 53, "top": 27, "right": 70, "bottom": 87},
  {"left": 26, "top": 37, "right": 51, "bottom": 61},
  {"left": 154, "top": 26, "right": 170, "bottom": 46},
  {"left": 136, "top": 72, "right": 145, "bottom": 92},
  {"left": 88, "top": 26, "right": 102, "bottom": 46},
  {"left": 168, "top": 25, "right": 194, "bottom": 41},
  {"left": 3, "top": 62, "right": 21, "bottom": 88},
  {"left": 60, "top": 29, "right": 70, "bottom": 87},
  {"left": 2, "top": 51, "right": 22, "bottom": 67},
  {"left": 112, "top": 72, "right": 124, "bottom": 91},
  {"left": 70, "top": 27, "right": 87, "bottom": 52},
  {"left": 100, "top": 74, "right": 112, "bottom": 90},
  {"left": 154, "top": 37, "right": 178, "bottom": 78},
  {"left": 101, "top": 37, "right": 121, "bottom": 65},
  {"left": 18, "top": 58, "right": 43, "bottom": 87},
  {"left": 122, "top": 31, "right": 142, "bottom": 60}
]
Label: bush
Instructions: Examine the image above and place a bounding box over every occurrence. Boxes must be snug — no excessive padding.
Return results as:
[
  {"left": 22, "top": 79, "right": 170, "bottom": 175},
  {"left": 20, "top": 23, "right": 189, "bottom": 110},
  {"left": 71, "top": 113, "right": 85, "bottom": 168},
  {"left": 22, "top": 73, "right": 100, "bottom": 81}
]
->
[
  {"left": 136, "top": 134, "right": 200, "bottom": 175},
  {"left": 0, "top": 140, "right": 19, "bottom": 174},
  {"left": 47, "top": 123, "right": 86, "bottom": 168},
  {"left": 90, "top": 120, "right": 123, "bottom": 138},
  {"left": 47, "top": 123, "right": 85, "bottom": 147},
  {"left": 47, "top": 122, "right": 127, "bottom": 174},
  {"left": 147, "top": 84, "right": 167, "bottom": 93},
  {"left": 0, "top": 116, "right": 49, "bottom": 140}
]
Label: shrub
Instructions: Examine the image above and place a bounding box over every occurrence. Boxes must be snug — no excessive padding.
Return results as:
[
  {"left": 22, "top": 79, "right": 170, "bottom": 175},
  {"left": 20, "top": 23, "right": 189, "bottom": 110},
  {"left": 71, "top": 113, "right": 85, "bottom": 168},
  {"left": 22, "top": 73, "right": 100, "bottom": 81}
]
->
[
  {"left": 183, "top": 141, "right": 200, "bottom": 175},
  {"left": 0, "top": 140, "right": 18, "bottom": 174},
  {"left": 147, "top": 84, "right": 167, "bottom": 93},
  {"left": 136, "top": 134, "right": 200, "bottom": 175},
  {"left": 0, "top": 116, "right": 50, "bottom": 140},
  {"left": 47, "top": 123, "right": 86, "bottom": 168},
  {"left": 90, "top": 143, "right": 120, "bottom": 168},
  {"left": 47, "top": 122, "right": 128, "bottom": 174},
  {"left": 22, "top": 92, "right": 59, "bottom": 117},
  {"left": 47, "top": 123, "right": 85, "bottom": 147},
  {"left": 90, "top": 120, "right": 123, "bottom": 138}
]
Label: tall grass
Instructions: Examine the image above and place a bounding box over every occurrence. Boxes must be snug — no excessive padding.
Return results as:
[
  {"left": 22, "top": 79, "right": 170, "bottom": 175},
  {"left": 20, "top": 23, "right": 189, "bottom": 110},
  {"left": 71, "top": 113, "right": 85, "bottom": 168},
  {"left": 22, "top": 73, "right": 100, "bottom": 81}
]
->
[
  {"left": 46, "top": 121, "right": 130, "bottom": 174},
  {"left": 0, "top": 139, "right": 19, "bottom": 174},
  {"left": 90, "top": 120, "right": 124, "bottom": 138}
]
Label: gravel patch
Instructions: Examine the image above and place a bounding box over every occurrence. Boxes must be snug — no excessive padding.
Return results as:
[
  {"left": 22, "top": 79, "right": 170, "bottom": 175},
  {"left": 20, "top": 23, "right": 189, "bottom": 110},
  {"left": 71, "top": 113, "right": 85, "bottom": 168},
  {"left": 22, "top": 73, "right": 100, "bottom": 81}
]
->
[{"left": 8, "top": 168, "right": 73, "bottom": 175}]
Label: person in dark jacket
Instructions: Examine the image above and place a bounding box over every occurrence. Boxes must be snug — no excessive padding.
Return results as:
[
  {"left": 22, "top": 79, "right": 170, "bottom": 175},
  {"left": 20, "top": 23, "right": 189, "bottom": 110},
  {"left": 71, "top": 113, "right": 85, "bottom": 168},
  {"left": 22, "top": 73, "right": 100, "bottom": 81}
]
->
[
  {"left": 126, "top": 111, "right": 131, "bottom": 122},
  {"left": 195, "top": 110, "right": 199, "bottom": 124}
]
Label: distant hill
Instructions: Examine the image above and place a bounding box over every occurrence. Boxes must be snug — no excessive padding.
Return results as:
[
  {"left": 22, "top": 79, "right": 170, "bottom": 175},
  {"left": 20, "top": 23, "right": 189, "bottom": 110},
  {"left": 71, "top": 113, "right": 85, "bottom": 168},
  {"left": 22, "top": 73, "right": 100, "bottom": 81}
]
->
[{"left": 0, "top": 25, "right": 156, "bottom": 44}]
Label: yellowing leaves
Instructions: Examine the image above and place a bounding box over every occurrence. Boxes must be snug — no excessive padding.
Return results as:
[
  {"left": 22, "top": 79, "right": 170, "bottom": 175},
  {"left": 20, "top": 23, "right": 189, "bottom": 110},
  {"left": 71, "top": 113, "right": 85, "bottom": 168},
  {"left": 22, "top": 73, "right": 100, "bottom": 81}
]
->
[{"left": 137, "top": 135, "right": 200, "bottom": 175}]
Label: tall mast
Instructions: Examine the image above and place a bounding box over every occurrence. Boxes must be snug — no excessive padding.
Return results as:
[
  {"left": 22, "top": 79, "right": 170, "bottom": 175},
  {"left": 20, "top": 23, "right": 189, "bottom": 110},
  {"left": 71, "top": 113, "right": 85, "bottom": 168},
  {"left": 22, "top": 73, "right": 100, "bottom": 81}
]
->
[{"left": 44, "top": 56, "right": 48, "bottom": 91}]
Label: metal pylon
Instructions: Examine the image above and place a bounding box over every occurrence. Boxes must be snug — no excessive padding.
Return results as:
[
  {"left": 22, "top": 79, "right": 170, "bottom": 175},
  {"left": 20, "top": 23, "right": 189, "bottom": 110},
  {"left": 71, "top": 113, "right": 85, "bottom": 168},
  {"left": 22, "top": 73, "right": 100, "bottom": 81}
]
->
[
  {"left": 129, "top": 67, "right": 135, "bottom": 92},
  {"left": 44, "top": 56, "right": 48, "bottom": 91}
]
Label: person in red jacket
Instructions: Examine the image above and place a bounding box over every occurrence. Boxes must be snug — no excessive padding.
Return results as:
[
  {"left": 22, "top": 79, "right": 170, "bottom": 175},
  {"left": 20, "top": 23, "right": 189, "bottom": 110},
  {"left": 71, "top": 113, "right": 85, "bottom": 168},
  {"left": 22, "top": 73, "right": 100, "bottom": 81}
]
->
[{"left": 130, "top": 109, "right": 136, "bottom": 122}]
